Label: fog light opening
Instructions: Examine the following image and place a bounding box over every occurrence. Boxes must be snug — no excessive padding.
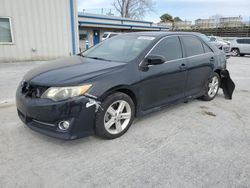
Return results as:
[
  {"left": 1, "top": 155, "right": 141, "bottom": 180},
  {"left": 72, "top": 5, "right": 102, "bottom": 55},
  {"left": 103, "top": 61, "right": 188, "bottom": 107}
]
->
[{"left": 58, "top": 121, "right": 70, "bottom": 131}]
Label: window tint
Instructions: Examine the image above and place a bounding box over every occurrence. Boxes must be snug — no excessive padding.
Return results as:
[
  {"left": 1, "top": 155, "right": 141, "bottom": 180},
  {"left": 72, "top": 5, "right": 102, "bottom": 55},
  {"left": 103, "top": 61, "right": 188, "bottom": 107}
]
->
[
  {"left": 203, "top": 43, "right": 213, "bottom": 53},
  {"left": 102, "top": 33, "right": 108, "bottom": 38},
  {"left": 209, "top": 37, "right": 216, "bottom": 42},
  {"left": 150, "top": 36, "right": 182, "bottom": 61},
  {"left": 109, "top": 34, "right": 118, "bottom": 38},
  {"left": 245, "top": 39, "right": 250, "bottom": 44},
  {"left": 237, "top": 39, "right": 244, "bottom": 44},
  {"left": 181, "top": 36, "right": 204, "bottom": 57},
  {"left": 0, "top": 17, "right": 13, "bottom": 43},
  {"left": 82, "top": 35, "right": 154, "bottom": 62}
]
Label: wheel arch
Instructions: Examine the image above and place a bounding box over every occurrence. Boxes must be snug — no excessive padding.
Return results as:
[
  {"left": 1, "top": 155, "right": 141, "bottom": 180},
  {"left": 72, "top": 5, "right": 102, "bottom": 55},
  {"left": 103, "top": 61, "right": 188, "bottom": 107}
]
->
[
  {"left": 214, "top": 69, "right": 222, "bottom": 78},
  {"left": 99, "top": 86, "right": 138, "bottom": 116}
]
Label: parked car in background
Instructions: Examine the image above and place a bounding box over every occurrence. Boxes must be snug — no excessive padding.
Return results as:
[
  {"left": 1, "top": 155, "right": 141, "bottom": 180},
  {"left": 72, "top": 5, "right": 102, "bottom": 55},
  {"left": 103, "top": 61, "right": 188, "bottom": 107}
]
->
[
  {"left": 102, "top": 32, "right": 121, "bottom": 41},
  {"left": 16, "top": 32, "right": 235, "bottom": 140},
  {"left": 208, "top": 36, "right": 231, "bottom": 58},
  {"left": 230, "top": 38, "right": 250, "bottom": 56}
]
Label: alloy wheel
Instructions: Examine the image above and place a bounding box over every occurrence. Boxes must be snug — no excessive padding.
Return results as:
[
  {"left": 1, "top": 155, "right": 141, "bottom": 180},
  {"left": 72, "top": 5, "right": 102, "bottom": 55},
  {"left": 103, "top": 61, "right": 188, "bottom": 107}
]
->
[
  {"left": 231, "top": 49, "right": 239, "bottom": 56},
  {"left": 104, "top": 100, "right": 132, "bottom": 135},
  {"left": 208, "top": 76, "right": 219, "bottom": 98}
]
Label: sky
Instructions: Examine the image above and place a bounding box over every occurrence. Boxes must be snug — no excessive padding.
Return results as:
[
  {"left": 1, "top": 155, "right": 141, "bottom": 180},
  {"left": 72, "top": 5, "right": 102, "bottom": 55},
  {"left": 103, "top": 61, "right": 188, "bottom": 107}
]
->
[{"left": 77, "top": 0, "right": 250, "bottom": 23}]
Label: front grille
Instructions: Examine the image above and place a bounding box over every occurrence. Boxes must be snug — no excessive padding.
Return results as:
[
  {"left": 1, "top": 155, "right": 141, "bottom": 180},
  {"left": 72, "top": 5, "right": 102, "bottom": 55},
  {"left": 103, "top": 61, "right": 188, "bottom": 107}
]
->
[{"left": 21, "top": 81, "right": 48, "bottom": 98}]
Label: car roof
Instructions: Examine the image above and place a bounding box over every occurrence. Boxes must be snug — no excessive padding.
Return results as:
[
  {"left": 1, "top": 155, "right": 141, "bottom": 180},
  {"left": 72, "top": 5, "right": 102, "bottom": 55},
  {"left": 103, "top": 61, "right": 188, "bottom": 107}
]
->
[
  {"left": 122, "top": 31, "right": 204, "bottom": 38},
  {"left": 235, "top": 37, "right": 250, "bottom": 39}
]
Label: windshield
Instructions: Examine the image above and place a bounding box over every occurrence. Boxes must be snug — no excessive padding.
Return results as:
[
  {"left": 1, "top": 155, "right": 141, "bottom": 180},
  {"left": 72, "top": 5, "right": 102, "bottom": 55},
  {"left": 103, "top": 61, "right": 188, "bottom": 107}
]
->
[{"left": 82, "top": 35, "right": 155, "bottom": 62}]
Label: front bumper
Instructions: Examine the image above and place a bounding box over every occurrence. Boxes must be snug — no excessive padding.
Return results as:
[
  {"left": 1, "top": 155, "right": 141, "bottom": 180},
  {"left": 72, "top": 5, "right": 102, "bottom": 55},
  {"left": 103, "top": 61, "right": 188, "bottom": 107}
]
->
[{"left": 16, "top": 86, "right": 96, "bottom": 140}]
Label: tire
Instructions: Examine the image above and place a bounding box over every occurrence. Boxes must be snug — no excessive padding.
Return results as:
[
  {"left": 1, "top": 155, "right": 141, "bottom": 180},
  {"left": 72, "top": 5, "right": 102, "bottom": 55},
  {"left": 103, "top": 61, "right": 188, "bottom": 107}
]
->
[
  {"left": 201, "top": 72, "right": 220, "bottom": 101},
  {"left": 95, "top": 92, "right": 135, "bottom": 139},
  {"left": 231, "top": 48, "right": 240, "bottom": 56}
]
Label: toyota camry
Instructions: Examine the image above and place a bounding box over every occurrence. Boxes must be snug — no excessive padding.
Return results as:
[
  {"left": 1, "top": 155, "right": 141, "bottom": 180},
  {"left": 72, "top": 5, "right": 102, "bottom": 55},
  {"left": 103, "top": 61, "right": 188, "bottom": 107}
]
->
[{"left": 16, "top": 32, "right": 235, "bottom": 140}]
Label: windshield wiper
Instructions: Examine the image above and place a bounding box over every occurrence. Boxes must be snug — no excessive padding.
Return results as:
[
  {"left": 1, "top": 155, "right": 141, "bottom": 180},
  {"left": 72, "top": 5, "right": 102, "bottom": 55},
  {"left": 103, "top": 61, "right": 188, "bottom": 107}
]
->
[{"left": 87, "top": 56, "right": 111, "bottom": 62}]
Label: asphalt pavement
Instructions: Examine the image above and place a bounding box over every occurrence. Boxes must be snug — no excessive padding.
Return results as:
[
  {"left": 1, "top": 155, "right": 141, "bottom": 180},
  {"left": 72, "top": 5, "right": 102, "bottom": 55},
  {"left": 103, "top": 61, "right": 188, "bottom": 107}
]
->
[{"left": 0, "top": 57, "right": 250, "bottom": 188}]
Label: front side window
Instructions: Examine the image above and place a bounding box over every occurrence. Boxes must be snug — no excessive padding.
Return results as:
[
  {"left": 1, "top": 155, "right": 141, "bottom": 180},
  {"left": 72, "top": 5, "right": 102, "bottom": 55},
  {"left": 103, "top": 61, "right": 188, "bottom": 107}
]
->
[
  {"left": 82, "top": 35, "right": 155, "bottom": 62},
  {"left": 0, "top": 17, "right": 13, "bottom": 43},
  {"left": 181, "top": 36, "right": 204, "bottom": 57},
  {"left": 149, "top": 36, "right": 182, "bottom": 61}
]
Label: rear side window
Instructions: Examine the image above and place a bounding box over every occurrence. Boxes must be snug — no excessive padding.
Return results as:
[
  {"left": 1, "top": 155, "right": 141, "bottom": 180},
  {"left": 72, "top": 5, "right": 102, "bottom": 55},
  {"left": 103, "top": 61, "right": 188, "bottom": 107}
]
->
[
  {"left": 245, "top": 39, "right": 250, "bottom": 44},
  {"left": 150, "top": 36, "right": 182, "bottom": 61},
  {"left": 237, "top": 39, "right": 244, "bottom": 44},
  {"left": 181, "top": 36, "right": 204, "bottom": 57}
]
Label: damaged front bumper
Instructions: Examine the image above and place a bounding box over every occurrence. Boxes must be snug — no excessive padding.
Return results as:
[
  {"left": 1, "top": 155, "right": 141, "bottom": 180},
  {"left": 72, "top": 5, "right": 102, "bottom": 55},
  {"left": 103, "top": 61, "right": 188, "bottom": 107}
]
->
[
  {"left": 220, "top": 69, "right": 235, "bottom": 100},
  {"left": 16, "top": 87, "right": 100, "bottom": 140}
]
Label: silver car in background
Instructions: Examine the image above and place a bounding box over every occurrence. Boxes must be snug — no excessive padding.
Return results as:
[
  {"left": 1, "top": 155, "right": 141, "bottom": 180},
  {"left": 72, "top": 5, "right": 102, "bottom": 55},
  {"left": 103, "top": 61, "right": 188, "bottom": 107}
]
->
[
  {"left": 230, "top": 38, "right": 250, "bottom": 56},
  {"left": 208, "top": 36, "right": 231, "bottom": 59}
]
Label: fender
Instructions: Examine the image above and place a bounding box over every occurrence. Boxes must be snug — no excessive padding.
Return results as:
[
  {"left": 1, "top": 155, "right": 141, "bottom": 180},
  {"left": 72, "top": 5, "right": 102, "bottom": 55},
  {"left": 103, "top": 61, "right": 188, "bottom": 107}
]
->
[{"left": 220, "top": 70, "right": 235, "bottom": 100}]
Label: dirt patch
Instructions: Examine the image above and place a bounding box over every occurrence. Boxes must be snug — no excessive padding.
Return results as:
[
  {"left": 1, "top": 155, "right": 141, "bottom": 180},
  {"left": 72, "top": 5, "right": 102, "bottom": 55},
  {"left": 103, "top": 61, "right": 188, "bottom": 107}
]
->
[
  {"left": 240, "top": 90, "right": 249, "bottom": 93},
  {"left": 201, "top": 110, "right": 216, "bottom": 117},
  {"left": 200, "top": 106, "right": 209, "bottom": 109}
]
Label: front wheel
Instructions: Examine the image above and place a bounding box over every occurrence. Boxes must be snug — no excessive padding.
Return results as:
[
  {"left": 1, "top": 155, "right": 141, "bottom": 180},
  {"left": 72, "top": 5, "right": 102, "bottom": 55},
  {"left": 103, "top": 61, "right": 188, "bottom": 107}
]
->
[
  {"left": 201, "top": 72, "right": 220, "bottom": 101},
  {"left": 95, "top": 92, "right": 135, "bottom": 139}
]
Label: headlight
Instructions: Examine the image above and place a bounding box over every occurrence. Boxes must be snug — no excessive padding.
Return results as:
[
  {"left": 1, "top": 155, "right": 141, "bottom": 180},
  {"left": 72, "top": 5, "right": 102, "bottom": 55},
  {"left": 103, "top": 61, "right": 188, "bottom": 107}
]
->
[{"left": 41, "top": 84, "right": 92, "bottom": 101}]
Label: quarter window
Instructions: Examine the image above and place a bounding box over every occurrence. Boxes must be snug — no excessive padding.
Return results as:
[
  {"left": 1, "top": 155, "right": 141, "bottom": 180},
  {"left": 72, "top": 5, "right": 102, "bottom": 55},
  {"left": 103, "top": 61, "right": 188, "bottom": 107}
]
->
[
  {"left": 150, "top": 36, "right": 182, "bottom": 61},
  {"left": 246, "top": 39, "right": 250, "bottom": 44},
  {"left": 0, "top": 17, "right": 13, "bottom": 43},
  {"left": 181, "top": 36, "right": 204, "bottom": 57}
]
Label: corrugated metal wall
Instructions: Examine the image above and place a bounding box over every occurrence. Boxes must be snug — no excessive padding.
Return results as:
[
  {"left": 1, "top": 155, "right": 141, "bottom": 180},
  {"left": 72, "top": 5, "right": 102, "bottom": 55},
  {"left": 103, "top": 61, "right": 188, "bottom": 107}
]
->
[{"left": 0, "top": 0, "right": 75, "bottom": 62}]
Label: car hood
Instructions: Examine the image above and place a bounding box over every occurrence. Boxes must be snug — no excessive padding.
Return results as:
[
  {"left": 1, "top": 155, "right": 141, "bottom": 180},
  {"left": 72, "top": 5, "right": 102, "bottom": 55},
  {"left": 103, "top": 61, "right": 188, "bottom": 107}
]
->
[{"left": 24, "top": 56, "right": 126, "bottom": 86}]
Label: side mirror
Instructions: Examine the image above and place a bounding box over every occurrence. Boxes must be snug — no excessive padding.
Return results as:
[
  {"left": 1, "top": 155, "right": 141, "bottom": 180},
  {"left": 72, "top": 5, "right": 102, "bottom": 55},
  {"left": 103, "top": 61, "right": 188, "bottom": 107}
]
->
[{"left": 146, "top": 55, "right": 166, "bottom": 66}]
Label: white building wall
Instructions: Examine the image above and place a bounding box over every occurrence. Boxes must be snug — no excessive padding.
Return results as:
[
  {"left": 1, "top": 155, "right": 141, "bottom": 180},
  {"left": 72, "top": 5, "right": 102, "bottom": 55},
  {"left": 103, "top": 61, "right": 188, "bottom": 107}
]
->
[{"left": 0, "top": 0, "right": 77, "bottom": 62}]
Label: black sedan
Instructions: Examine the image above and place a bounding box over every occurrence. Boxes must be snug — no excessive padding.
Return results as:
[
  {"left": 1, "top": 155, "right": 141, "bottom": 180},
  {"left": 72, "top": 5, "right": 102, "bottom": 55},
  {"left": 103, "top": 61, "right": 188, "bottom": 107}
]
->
[{"left": 16, "top": 32, "right": 235, "bottom": 140}]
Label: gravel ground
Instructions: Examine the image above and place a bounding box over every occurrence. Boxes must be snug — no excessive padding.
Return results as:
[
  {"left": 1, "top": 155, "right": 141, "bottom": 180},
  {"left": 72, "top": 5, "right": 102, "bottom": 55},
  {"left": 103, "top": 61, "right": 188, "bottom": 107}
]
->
[{"left": 0, "top": 57, "right": 250, "bottom": 188}]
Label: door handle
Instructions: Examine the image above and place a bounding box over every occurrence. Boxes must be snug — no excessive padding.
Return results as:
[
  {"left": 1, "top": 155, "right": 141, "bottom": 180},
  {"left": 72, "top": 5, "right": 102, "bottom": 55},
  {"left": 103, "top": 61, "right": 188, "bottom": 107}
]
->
[
  {"left": 210, "top": 57, "right": 215, "bottom": 61},
  {"left": 179, "top": 63, "right": 186, "bottom": 70}
]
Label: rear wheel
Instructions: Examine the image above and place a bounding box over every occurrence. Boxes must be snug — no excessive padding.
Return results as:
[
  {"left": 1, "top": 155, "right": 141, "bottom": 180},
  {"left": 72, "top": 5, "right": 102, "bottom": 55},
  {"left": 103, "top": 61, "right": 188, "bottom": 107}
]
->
[
  {"left": 231, "top": 48, "right": 240, "bottom": 56},
  {"left": 95, "top": 92, "right": 135, "bottom": 139},
  {"left": 201, "top": 72, "right": 220, "bottom": 101}
]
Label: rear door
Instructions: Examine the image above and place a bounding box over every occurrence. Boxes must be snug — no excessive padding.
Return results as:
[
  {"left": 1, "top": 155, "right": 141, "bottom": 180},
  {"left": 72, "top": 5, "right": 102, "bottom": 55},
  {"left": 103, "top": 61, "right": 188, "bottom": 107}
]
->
[
  {"left": 241, "top": 39, "right": 250, "bottom": 54},
  {"left": 236, "top": 39, "right": 245, "bottom": 53},
  {"left": 180, "top": 35, "right": 214, "bottom": 98}
]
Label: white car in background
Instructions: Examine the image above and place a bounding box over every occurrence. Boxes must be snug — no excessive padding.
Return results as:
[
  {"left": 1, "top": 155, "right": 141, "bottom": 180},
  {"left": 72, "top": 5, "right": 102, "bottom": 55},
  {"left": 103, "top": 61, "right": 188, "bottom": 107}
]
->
[
  {"left": 208, "top": 36, "right": 231, "bottom": 59},
  {"left": 102, "top": 32, "right": 121, "bottom": 41},
  {"left": 230, "top": 38, "right": 250, "bottom": 56}
]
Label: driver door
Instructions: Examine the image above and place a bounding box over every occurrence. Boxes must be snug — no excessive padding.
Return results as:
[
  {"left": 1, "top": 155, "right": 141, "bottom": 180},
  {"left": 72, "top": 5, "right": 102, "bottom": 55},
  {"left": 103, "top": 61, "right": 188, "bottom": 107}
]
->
[{"left": 140, "top": 36, "right": 188, "bottom": 111}]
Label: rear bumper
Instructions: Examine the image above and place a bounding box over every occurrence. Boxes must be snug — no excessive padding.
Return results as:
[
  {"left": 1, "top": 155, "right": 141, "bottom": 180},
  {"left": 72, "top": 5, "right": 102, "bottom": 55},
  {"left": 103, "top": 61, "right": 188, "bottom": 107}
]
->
[
  {"left": 16, "top": 86, "right": 96, "bottom": 140},
  {"left": 220, "top": 69, "right": 235, "bottom": 100}
]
